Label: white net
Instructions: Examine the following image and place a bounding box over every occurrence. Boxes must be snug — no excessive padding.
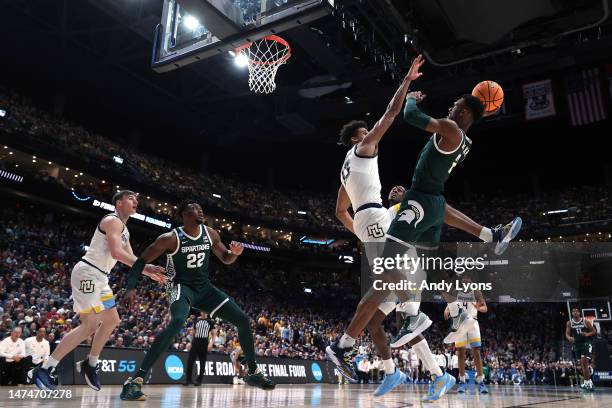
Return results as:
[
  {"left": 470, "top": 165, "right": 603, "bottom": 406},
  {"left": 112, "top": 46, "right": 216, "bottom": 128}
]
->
[{"left": 238, "top": 36, "right": 291, "bottom": 94}]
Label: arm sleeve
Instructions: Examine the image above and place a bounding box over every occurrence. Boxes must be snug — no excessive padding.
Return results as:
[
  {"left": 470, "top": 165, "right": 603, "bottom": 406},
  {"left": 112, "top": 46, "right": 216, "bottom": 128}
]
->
[
  {"left": 403, "top": 96, "right": 431, "bottom": 130},
  {"left": 126, "top": 258, "right": 145, "bottom": 290}
]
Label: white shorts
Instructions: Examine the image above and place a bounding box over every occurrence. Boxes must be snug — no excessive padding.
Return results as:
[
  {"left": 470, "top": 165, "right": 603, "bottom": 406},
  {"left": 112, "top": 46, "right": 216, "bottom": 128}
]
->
[
  {"left": 354, "top": 207, "right": 400, "bottom": 316},
  {"left": 70, "top": 261, "right": 116, "bottom": 314},
  {"left": 354, "top": 207, "right": 392, "bottom": 244},
  {"left": 455, "top": 320, "right": 481, "bottom": 349}
]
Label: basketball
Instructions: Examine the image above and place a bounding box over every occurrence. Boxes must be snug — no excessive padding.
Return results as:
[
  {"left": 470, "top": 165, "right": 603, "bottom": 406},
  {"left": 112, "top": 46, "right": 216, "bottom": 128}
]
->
[{"left": 472, "top": 80, "right": 504, "bottom": 113}]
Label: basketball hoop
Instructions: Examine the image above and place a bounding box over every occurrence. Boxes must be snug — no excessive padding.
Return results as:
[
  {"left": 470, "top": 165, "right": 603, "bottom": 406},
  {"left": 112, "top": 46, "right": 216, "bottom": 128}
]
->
[{"left": 236, "top": 35, "right": 291, "bottom": 94}]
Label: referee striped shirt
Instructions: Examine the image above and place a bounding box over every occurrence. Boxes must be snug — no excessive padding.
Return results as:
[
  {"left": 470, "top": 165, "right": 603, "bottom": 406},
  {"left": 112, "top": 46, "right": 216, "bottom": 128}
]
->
[{"left": 195, "top": 319, "right": 212, "bottom": 339}]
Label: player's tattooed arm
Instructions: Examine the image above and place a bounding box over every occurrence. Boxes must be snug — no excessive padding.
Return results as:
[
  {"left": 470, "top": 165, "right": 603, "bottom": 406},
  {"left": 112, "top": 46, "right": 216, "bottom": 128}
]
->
[
  {"left": 335, "top": 184, "right": 355, "bottom": 234},
  {"left": 358, "top": 54, "right": 425, "bottom": 156},
  {"left": 208, "top": 227, "right": 243, "bottom": 264},
  {"left": 565, "top": 321, "right": 574, "bottom": 342}
]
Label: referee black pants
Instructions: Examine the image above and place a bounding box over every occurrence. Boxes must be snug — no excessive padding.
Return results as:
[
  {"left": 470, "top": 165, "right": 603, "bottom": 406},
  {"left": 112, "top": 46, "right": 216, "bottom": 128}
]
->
[{"left": 186, "top": 338, "right": 208, "bottom": 384}]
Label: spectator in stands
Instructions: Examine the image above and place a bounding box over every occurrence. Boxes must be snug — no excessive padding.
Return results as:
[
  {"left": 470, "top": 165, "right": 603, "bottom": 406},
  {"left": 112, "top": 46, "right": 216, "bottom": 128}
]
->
[
  {"left": 24, "top": 327, "right": 50, "bottom": 372},
  {"left": 0, "top": 327, "right": 27, "bottom": 385}
]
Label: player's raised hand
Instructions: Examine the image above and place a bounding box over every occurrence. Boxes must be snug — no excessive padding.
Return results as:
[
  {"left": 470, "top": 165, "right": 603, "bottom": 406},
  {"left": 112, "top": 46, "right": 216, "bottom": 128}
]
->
[
  {"left": 229, "top": 241, "right": 244, "bottom": 256},
  {"left": 406, "top": 54, "right": 425, "bottom": 81},
  {"left": 407, "top": 91, "right": 426, "bottom": 103}
]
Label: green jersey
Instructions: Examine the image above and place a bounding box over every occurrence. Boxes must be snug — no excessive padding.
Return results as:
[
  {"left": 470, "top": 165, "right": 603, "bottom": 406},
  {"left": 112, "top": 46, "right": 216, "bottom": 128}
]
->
[
  {"left": 570, "top": 318, "right": 592, "bottom": 345},
  {"left": 411, "top": 131, "right": 472, "bottom": 195},
  {"left": 166, "top": 225, "right": 212, "bottom": 289}
]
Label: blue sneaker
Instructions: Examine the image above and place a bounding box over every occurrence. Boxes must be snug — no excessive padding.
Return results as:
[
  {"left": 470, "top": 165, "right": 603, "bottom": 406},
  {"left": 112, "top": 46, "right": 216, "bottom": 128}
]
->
[
  {"left": 76, "top": 359, "right": 101, "bottom": 391},
  {"left": 325, "top": 341, "right": 358, "bottom": 383},
  {"left": 457, "top": 380, "right": 467, "bottom": 393},
  {"left": 29, "top": 366, "right": 58, "bottom": 390},
  {"left": 374, "top": 369, "right": 406, "bottom": 397},
  {"left": 478, "top": 381, "right": 489, "bottom": 394},
  {"left": 422, "top": 373, "right": 456, "bottom": 402},
  {"left": 492, "top": 217, "right": 522, "bottom": 255}
]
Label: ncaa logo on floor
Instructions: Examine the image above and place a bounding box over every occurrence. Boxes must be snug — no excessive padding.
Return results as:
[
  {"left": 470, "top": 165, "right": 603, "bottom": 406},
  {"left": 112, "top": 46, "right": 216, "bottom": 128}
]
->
[
  {"left": 164, "top": 355, "right": 184, "bottom": 380},
  {"left": 310, "top": 362, "right": 323, "bottom": 381}
]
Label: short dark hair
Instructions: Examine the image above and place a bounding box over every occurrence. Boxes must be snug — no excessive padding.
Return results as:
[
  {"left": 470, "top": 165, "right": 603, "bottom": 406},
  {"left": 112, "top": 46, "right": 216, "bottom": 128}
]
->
[
  {"left": 177, "top": 199, "right": 199, "bottom": 219},
  {"left": 461, "top": 94, "right": 485, "bottom": 123},
  {"left": 112, "top": 190, "right": 136, "bottom": 205},
  {"left": 338, "top": 120, "right": 367, "bottom": 147}
]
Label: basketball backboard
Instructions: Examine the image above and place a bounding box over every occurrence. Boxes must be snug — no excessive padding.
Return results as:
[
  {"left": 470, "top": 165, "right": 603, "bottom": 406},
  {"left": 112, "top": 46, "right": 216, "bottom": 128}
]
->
[{"left": 152, "top": 0, "right": 334, "bottom": 72}]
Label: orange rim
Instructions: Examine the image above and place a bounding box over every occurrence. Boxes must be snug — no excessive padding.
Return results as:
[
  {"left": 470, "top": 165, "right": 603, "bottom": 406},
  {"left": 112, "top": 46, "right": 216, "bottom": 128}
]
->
[{"left": 234, "top": 35, "right": 291, "bottom": 66}]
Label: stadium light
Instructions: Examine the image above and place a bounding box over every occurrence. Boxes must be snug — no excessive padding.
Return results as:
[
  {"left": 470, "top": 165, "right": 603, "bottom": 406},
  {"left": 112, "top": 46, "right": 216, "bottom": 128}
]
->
[
  {"left": 234, "top": 53, "right": 249, "bottom": 68},
  {"left": 183, "top": 15, "right": 200, "bottom": 31}
]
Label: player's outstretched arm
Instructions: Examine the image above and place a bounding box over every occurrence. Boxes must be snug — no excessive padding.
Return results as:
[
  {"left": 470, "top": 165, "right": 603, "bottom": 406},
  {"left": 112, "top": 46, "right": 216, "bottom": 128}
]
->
[
  {"left": 335, "top": 184, "right": 355, "bottom": 234},
  {"left": 403, "top": 92, "right": 463, "bottom": 152},
  {"left": 208, "top": 227, "right": 243, "bottom": 264},
  {"left": 123, "top": 232, "right": 173, "bottom": 308},
  {"left": 357, "top": 55, "right": 425, "bottom": 156}
]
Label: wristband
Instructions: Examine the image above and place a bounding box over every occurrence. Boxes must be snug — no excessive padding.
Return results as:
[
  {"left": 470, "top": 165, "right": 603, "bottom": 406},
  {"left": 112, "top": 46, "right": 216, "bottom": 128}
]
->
[{"left": 127, "top": 258, "right": 145, "bottom": 290}]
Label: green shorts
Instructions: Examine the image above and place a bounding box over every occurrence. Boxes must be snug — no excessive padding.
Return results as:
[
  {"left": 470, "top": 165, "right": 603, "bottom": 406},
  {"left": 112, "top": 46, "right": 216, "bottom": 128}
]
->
[
  {"left": 386, "top": 189, "right": 446, "bottom": 249},
  {"left": 168, "top": 282, "right": 230, "bottom": 318},
  {"left": 574, "top": 342, "right": 593, "bottom": 360}
]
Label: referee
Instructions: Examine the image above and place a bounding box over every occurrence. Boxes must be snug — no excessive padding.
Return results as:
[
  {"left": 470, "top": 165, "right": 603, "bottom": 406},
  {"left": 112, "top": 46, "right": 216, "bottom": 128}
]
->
[{"left": 185, "top": 311, "right": 214, "bottom": 386}]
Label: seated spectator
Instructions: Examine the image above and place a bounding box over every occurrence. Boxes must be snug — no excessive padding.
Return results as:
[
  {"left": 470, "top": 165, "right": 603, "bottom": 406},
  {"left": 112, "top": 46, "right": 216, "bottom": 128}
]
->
[
  {"left": 24, "top": 327, "right": 50, "bottom": 371},
  {"left": 0, "top": 327, "right": 27, "bottom": 385}
]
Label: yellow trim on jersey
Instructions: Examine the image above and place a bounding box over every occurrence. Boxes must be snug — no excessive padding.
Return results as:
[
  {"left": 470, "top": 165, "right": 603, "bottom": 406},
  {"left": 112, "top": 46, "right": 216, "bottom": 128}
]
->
[
  {"left": 80, "top": 305, "right": 103, "bottom": 314},
  {"left": 455, "top": 338, "right": 481, "bottom": 348},
  {"left": 100, "top": 294, "right": 114, "bottom": 301},
  {"left": 389, "top": 203, "right": 401, "bottom": 217}
]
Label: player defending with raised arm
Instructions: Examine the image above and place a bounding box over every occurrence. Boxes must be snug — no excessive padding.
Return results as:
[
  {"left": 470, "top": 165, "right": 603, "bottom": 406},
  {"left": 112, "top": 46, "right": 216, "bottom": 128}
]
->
[
  {"left": 31, "top": 190, "right": 166, "bottom": 391},
  {"left": 566, "top": 308, "right": 597, "bottom": 392},
  {"left": 120, "top": 200, "right": 274, "bottom": 401},
  {"left": 328, "top": 55, "right": 521, "bottom": 400}
]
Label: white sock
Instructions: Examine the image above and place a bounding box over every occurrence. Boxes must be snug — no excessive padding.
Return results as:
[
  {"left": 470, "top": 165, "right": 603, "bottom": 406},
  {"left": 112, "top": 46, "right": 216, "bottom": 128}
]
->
[
  {"left": 396, "top": 301, "right": 420, "bottom": 316},
  {"left": 448, "top": 301, "right": 461, "bottom": 318},
  {"left": 43, "top": 356, "right": 59, "bottom": 369},
  {"left": 459, "top": 374, "right": 466, "bottom": 382},
  {"left": 476, "top": 375, "right": 484, "bottom": 383},
  {"left": 88, "top": 354, "right": 99, "bottom": 367},
  {"left": 382, "top": 358, "right": 395, "bottom": 375},
  {"left": 412, "top": 339, "right": 443, "bottom": 377},
  {"left": 338, "top": 333, "right": 355, "bottom": 349},
  {"left": 479, "top": 227, "right": 493, "bottom": 242}
]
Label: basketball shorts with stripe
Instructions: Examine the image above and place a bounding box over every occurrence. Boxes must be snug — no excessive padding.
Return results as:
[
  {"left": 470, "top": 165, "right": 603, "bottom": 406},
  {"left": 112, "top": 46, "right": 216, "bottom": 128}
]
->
[{"left": 70, "top": 261, "right": 116, "bottom": 314}]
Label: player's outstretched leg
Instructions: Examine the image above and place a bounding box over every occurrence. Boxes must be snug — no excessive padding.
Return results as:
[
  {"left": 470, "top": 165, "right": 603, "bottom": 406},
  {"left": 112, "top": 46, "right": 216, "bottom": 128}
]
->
[
  {"left": 214, "top": 298, "right": 275, "bottom": 390},
  {"left": 367, "top": 311, "right": 406, "bottom": 397},
  {"left": 411, "top": 337, "right": 456, "bottom": 402},
  {"left": 121, "top": 297, "right": 190, "bottom": 401},
  {"left": 31, "top": 312, "right": 100, "bottom": 390},
  {"left": 492, "top": 217, "right": 522, "bottom": 255}
]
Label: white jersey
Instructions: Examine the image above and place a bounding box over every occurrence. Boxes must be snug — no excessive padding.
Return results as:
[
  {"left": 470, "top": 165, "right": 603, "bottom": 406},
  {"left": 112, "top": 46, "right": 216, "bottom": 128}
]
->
[
  {"left": 82, "top": 213, "right": 130, "bottom": 274},
  {"left": 340, "top": 145, "right": 382, "bottom": 210},
  {"left": 457, "top": 290, "right": 478, "bottom": 319}
]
